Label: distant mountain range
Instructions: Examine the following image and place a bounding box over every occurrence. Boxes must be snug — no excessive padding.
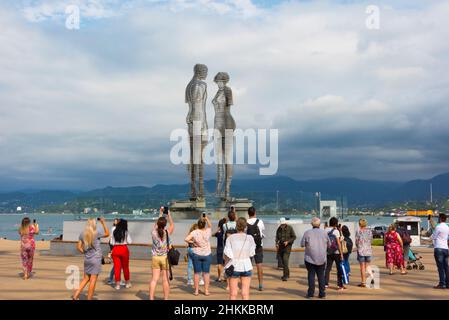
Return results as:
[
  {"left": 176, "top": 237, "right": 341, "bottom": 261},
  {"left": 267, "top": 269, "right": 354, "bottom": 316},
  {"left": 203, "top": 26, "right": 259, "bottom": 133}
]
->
[{"left": 1, "top": 172, "right": 448, "bottom": 212}]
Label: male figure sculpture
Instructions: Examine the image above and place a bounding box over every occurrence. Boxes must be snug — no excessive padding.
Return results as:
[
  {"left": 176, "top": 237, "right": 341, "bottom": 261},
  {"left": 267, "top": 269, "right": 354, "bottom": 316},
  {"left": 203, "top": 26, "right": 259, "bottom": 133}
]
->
[
  {"left": 212, "top": 72, "right": 235, "bottom": 199},
  {"left": 185, "top": 64, "right": 208, "bottom": 199}
]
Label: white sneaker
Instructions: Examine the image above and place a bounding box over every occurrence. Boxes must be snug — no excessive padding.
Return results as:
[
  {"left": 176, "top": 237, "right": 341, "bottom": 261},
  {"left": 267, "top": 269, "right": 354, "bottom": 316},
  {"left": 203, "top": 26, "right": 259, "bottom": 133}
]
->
[
  {"left": 187, "top": 280, "right": 194, "bottom": 286},
  {"left": 107, "top": 279, "right": 114, "bottom": 285},
  {"left": 125, "top": 282, "right": 132, "bottom": 289},
  {"left": 199, "top": 279, "right": 205, "bottom": 285},
  {"left": 120, "top": 280, "right": 126, "bottom": 286},
  {"left": 115, "top": 284, "right": 120, "bottom": 290}
]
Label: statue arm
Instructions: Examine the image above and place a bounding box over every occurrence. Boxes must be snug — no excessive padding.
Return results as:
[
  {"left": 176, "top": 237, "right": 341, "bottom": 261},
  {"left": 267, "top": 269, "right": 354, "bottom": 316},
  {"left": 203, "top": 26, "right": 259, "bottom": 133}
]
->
[
  {"left": 185, "top": 85, "right": 192, "bottom": 124},
  {"left": 225, "top": 87, "right": 233, "bottom": 106}
]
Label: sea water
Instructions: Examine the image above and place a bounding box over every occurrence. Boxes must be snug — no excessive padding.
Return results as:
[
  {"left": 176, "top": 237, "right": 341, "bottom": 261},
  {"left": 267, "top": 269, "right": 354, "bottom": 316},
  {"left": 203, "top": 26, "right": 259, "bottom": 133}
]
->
[{"left": 0, "top": 212, "right": 428, "bottom": 241}]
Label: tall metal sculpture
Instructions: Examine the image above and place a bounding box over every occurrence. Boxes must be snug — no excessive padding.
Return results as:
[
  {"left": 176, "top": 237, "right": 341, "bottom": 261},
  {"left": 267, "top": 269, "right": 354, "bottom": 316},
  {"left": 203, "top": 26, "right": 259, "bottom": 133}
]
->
[
  {"left": 185, "top": 64, "right": 208, "bottom": 200},
  {"left": 213, "top": 72, "right": 235, "bottom": 199}
]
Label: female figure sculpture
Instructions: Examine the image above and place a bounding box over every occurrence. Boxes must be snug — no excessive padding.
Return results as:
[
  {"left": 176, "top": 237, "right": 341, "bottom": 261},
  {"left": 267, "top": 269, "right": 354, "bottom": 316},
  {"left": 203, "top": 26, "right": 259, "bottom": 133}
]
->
[
  {"left": 213, "top": 72, "right": 235, "bottom": 199},
  {"left": 185, "top": 64, "right": 208, "bottom": 199}
]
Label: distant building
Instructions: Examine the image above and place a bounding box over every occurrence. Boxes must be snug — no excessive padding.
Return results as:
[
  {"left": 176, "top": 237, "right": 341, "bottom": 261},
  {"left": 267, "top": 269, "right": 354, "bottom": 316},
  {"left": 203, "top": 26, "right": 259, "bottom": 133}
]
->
[{"left": 320, "top": 201, "right": 337, "bottom": 220}]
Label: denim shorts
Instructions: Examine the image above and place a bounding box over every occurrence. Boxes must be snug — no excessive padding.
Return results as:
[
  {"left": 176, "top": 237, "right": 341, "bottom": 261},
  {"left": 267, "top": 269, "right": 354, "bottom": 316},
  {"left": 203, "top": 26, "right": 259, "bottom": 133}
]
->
[
  {"left": 229, "top": 270, "right": 252, "bottom": 278},
  {"left": 192, "top": 253, "right": 212, "bottom": 274},
  {"left": 357, "top": 254, "right": 372, "bottom": 263}
]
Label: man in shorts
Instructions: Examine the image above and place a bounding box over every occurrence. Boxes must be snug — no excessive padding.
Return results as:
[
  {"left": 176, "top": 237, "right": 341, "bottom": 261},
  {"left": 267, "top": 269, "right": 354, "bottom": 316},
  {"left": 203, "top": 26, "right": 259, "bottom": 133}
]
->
[{"left": 247, "top": 207, "right": 265, "bottom": 291}]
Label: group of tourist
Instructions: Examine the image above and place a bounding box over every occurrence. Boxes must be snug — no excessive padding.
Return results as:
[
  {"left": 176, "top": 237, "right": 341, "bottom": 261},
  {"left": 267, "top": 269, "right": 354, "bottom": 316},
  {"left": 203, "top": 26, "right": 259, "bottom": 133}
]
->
[
  {"left": 300, "top": 216, "right": 417, "bottom": 298},
  {"left": 16, "top": 210, "right": 449, "bottom": 300}
]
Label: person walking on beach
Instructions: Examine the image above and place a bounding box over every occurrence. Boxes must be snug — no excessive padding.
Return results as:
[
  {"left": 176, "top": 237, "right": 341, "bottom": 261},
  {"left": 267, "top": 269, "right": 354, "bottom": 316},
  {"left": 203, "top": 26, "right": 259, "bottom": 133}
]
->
[
  {"left": 385, "top": 224, "right": 406, "bottom": 275},
  {"left": 324, "top": 217, "right": 345, "bottom": 291},
  {"left": 213, "top": 217, "right": 227, "bottom": 283},
  {"left": 73, "top": 218, "right": 109, "bottom": 300},
  {"left": 397, "top": 222, "right": 412, "bottom": 267},
  {"left": 224, "top": 217, "right": 256, "bottom": 300},
  {"left": 275, "top": 217, "right": 296, "bottom": 281},
  {"left": 341, "top": 225, "right": 353, "bottom": 277},
  {"left": 355, "top": 219, "right": 373, "bottom": 287},
  {"left": 110, "top": 219, "right": 132, "bottom": 290},
  {"left": 430, "top": 214, "right": 449, "bottom": 289},
  {"left": 185, "top": 215, "right": 213, "bottom": 296},
  {"left": 247, "top": 207, "right": 265, "bottom": 291},
  {"left": 18, "top": 217, "right": 39, "bottom": 280},
  {"left": 149, "top": 208, "right": 175, "bottom": 300},
  {"left": 301, "top": 217, "right": 330, "bottom": 299}
]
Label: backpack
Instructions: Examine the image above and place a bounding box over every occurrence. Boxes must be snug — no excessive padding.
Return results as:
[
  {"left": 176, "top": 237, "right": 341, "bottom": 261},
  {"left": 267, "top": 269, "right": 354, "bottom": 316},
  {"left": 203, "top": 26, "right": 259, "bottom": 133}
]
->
[
  {"left": 341, "top": 236, "right": 353, "bottom": 254},
  {"left": 327, "top": 229, "right": 339, "bottom": 255},
  {"left": 400, "top": 229, "right": 412, "bottom": 246},
  {"left": 223, "top": 222, "right": 237, "bottom": 244},
  {"left": 247, "top": 219, "right": 262, "bottom": 247}
]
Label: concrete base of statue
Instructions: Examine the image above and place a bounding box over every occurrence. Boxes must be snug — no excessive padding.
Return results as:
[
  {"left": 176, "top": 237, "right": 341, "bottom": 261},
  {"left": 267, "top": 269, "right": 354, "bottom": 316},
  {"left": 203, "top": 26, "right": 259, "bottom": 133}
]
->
[
  {"left": 169, "top": 198, "right": 206, "bottom": 219},
  {"left": 216, "top": 197, "right": 253, "bottom": 216}
]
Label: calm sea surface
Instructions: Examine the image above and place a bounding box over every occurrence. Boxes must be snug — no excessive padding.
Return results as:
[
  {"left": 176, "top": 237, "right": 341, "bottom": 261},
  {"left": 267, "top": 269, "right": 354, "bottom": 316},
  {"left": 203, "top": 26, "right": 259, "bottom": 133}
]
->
[{"left": 0, "top": 212, "right": 430, "bottom": 241}]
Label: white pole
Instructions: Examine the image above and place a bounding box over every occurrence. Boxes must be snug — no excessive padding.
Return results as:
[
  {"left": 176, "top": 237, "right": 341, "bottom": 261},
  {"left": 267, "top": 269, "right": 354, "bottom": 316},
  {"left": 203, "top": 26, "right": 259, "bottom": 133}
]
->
[{"left": 430, "top": 183, "right": 433, "bottom": 203}]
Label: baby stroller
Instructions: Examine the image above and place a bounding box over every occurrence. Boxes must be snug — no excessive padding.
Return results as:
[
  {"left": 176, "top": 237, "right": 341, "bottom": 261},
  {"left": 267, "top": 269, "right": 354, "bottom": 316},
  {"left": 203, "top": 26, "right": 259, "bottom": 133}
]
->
[{"left": 406, "top": 248, "right": 425, "bottom": 270}]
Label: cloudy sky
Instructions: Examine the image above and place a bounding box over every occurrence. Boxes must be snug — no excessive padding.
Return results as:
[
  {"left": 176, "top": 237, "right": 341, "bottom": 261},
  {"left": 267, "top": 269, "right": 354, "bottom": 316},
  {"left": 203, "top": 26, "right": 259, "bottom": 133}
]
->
[{"left": 0, "top": 0, "right": 448, "bottom": 191}]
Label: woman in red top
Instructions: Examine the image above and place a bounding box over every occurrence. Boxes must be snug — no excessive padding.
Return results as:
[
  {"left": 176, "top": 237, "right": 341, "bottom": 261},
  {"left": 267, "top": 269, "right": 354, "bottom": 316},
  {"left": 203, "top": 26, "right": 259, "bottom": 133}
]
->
[
  {"left": 384, "top": 224, "right": 406, "bottom": 275},
  {"left": 18, "top": 217, "right": 39, "bottom": 280}
]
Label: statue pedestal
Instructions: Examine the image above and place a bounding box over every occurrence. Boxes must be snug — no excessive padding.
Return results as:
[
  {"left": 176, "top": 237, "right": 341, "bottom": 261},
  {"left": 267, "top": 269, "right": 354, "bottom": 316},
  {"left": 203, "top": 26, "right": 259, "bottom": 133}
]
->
[
  {"left": 216, "top": 198, "right": 253, "bottom": 216},
  {"left": 169, "top": 198, "right": 206, "bottom": 219}
]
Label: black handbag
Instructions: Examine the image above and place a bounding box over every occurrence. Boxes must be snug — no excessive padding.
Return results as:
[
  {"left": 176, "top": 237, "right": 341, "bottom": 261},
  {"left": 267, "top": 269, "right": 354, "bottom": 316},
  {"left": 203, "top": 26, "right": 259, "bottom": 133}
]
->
[{"left": 166, "top": 231, "right": 180, "bottom": 266}]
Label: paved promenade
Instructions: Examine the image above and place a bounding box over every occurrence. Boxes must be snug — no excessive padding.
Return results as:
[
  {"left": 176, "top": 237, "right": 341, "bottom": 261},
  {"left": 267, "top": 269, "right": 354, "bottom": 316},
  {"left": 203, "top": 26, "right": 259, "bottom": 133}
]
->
[{"left": 0, "top": 239, "right": 447, "bottom": 300}]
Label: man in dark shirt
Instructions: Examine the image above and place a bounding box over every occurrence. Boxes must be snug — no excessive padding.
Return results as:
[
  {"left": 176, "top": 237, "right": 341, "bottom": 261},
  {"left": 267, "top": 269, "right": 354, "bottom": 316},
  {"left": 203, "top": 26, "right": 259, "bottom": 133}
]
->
[{"left": 275, "top": 218, "right": 297, "bottom": 281}]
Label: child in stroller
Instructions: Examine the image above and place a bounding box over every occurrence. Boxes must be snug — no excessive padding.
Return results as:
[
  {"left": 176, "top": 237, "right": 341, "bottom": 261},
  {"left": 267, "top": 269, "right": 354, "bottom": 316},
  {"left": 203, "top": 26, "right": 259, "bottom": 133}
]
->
[{"left": 406, "top": 248, "right": 425, "bottom": 270}]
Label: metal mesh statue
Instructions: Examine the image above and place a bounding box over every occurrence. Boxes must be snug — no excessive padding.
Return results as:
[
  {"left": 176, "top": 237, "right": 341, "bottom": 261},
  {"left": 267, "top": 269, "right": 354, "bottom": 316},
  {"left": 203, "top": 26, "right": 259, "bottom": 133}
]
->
[
  {"left": 185, "top": 64, "right": 208, "bottom": 200},
  {"left": 213, "top": 72, "right": 235, "bottom": 199}
]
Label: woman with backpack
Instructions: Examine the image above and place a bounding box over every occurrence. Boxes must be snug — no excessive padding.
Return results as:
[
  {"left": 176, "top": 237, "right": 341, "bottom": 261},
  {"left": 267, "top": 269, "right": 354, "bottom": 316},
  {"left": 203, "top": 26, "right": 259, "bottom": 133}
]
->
[
  {"left": 149, "top": 207, "right": 175, "bottom": 300},
  {"left": 324, "top": 217, "right": 345, "bottom": 291},
  {"left": 341, "top": 225, "right": 353, "bottom": 276},
  {"left": 213, "top": 217, "right": 227, "bottom": 283},
  {"left": 222, "top": 211, "right": 237, "bottom": 290},
  {"left": 397, "top": 222, "right": 412, "bottom": 266}
]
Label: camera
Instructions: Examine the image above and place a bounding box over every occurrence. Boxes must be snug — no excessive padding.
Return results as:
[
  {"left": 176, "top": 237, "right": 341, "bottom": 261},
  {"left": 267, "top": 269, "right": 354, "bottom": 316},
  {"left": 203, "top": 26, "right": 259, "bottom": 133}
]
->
[
  {"left": 33, "top": 219, "right": 36, "bottom": 224},
  {"left": 163, "top": 206, "right": 169, "bottom": 215},
  {"left": 202, "top": 213, "right": 206, "bottom": 218}
]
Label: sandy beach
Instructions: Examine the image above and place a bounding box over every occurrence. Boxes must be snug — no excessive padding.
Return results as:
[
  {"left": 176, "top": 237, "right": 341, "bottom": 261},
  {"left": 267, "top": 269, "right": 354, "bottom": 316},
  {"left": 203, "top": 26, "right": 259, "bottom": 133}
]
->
[{"left": 0, "top": 239, "right": 447, "bottom": 300}]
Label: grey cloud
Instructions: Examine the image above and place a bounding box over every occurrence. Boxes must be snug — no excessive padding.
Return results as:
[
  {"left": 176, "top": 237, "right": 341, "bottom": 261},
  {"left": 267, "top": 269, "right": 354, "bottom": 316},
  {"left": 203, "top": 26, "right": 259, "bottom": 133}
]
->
[{"left": 1, "top": 1, "right": 449, "bottom": 190}]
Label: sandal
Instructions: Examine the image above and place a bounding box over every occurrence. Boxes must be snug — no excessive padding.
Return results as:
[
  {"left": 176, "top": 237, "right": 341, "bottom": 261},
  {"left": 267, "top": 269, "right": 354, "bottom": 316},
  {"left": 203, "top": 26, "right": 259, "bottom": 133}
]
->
[
  {"left": 193, "top": 292, "right": 199, "bottom": 296},
  {"left": 204, "top": 292, "right": 211, "bottom": 296},
  {"left": 357, "top": 283, "right": 366, "bottom": 287}
]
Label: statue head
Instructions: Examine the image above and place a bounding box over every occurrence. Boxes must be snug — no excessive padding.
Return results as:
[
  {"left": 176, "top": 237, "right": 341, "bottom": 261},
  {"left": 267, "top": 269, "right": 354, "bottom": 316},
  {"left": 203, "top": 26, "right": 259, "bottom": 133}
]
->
[
  {"left": 214, "top": 72, "right": 233, "bottom": 106},
  {"left": 194, "top": 64, "right": 208, "bottom": 80},
  {"left": 214, "top": 72, "right": 230, "bottom": 89}
]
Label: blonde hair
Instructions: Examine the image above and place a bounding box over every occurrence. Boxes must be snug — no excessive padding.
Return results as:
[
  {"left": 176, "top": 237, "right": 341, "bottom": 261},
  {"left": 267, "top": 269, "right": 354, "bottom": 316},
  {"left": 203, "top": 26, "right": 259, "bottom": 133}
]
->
[
  {"left": 359, "top": 219, "right": 368, "bottom": 228},
  {"left": 83, "top": 218, "right": 97, "bottom": 249},
  {"left": 388, "top": 223, "right": 396, "bottom": 232},
  {"left": 19, "top": 217, "right": 31, "bottom": 236}
]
